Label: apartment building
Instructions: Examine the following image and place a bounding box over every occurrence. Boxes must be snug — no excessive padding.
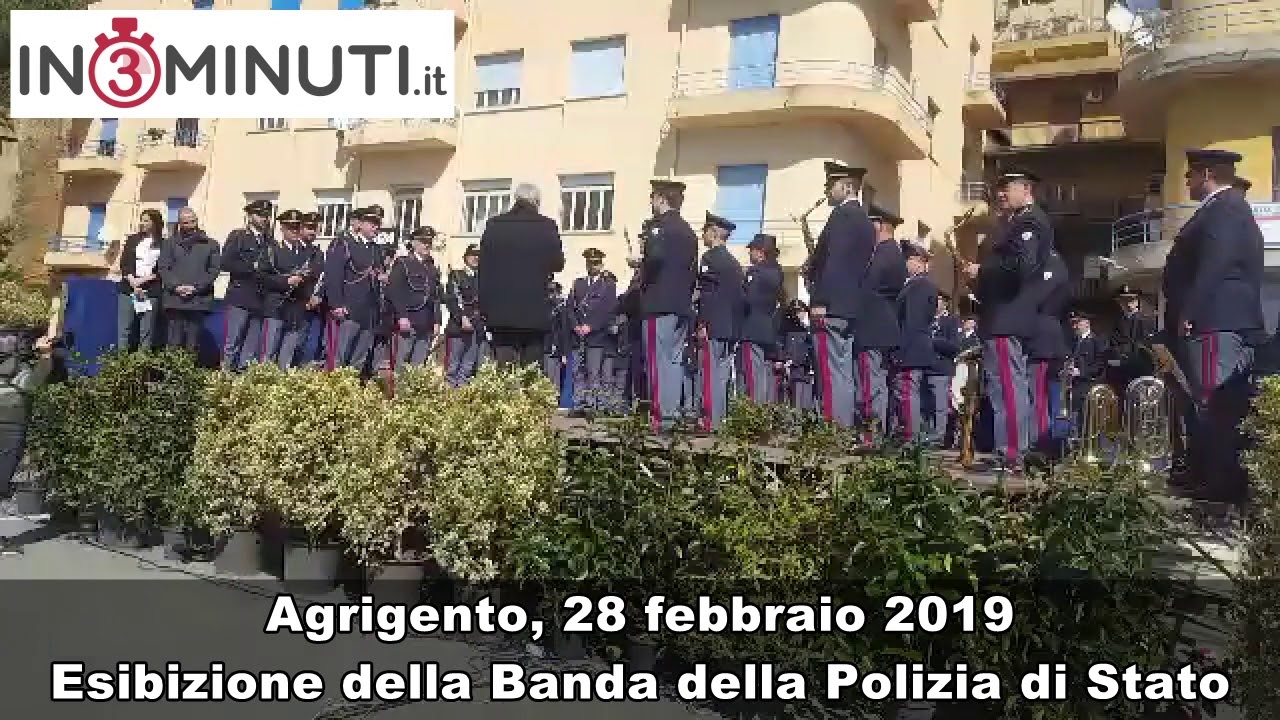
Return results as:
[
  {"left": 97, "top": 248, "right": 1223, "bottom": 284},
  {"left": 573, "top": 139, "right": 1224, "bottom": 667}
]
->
[{"left": 52, "top": 0, "right": 999, "bottom": 302}]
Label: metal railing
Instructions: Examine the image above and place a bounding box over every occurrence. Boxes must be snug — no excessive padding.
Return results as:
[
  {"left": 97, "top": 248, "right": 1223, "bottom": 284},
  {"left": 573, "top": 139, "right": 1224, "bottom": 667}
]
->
[
  {"left": 48, "top": 234, "right": 106, "bottom": 253},
  {"left": 958, "top": 181, "right": 988, "bottom": 204},
  {"left": 673, "top": 60, "right": 934, "bottom": 133},
  {"left": 348, "top": 117, "right": 458, "bottom": 130},
  {"left": 1111, "top": 201, "right": 1280, "bottom": 251},
  {"left": 994, "top": 13, "right": 1112, "bottom": 44},
  {"left": 1122, "top": 1, "right": 1280, "bottom": 61},
  {"left": 136, "top": 128, "right": 207, "bottom": 150},
  {"left": 1009, "top": 118, "right": 1126, "bottom": 146},
  {"left": 964, "top": 71, "right": 1007, "bottom": 106},
  {"left": 64, "top": 138, "right": 120, "bottom": 159}
]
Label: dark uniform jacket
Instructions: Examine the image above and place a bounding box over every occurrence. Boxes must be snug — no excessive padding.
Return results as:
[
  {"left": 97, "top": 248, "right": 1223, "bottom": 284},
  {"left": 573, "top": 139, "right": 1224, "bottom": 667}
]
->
[
  {"left": 856, "top": 239, "right": 907, "bottom": 350},
  {"left": 258, "top": 238, "right": 322, "bottom": 325},
  {"left": 1023, "top": 252, "right": 1071, "bottom": 362},
  {"left": 546, "top": 297, "right": 572, "bottom": 357},
  {"left": 696, "top": 244, "right": 745, "bottom": 341},
  {"left": 1111, "top": 310, "right": 1156, "bottom": 376},
  {"left": 221, "top": 227, "right": 268, "bottom": 312},
  {"left": 958, "top": 329, "right": 981, "bottom": 354},
  {"left": 808, "top": 199, "right": 876, "bottom": 320},
  {"left": 895, "top": 273, "right": 938, "bottom": 369},
  {"left": 568, "top": 274, "right": 618, "bottom": 348},
  {"left": 158, "top": 229, "right": 220, "bottom": 312},
  {"left": 386, "top": 253, "right": 443, "bottom": 335},
  {"left": 1070, "top": 333, "right": 1109, "bottom": 383},
  {"left": 742, "top": 260, "right": 782, "bottom": 348},
  {"left": 928, "top": 314, "right": 962, "bottom": 376},
  {"left": 322, "top": 232, "right": 383, "bottom": 330},
  {"left": 117, "top": 232, "right": 164, "bottom": 298},
  {"left": 975, "top": 205, "right": 1052, "bottom": 339},
  {"left": 444, "top": 268, "right": 481, "bottom": 338},
  {"left": 639, "top": 209, "right": 698, "bottom": 317},
  {"left": 477, "top": 204, "right": 566, "bottom": 333},
  {"left": 782, "top": 328, "right": 812, "bottom": 381}
]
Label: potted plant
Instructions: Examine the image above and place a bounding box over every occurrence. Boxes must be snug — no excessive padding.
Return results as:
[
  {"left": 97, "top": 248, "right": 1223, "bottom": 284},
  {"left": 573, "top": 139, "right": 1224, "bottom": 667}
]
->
[{"left": 28, "top": 378, "right": 105, "bottom": 529}]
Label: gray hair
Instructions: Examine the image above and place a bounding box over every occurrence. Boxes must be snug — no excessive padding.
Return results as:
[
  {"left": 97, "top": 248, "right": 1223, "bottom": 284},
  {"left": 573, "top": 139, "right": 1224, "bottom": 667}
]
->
[{"left": 513, "top": 183, "right": 541, "bottom": 208}]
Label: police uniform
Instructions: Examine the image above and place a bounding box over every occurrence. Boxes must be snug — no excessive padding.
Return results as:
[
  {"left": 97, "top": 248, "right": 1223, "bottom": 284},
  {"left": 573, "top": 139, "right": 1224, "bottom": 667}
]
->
[
  {"left": 322, "top": 206, "right": 383, "bottom": 370},
  {"left": 606, "top": 299, "right": 630, "bottom": 410},
  {"left": 973, "top": 170, "right": 1052, "bottom": 469},
  {"left": 1068, "top": 314, "right": 1109, "bottom": 421},
  {"left": 857, "top": 206, "right": 908, "bottom": 441},
  {"left": 739, "top": 233, "right": 783, "bottom": 404},
  {"left": 807, "top": 162, "right": 877, "bottom": 427},
  {"left": 1023, "top": 252, "right": 1070, "bottom": 453},
  {"left": 695, "top": 212, "right": 745, "bottom": 430},
  {"left": 385, "top": 226, "right": 444, "bottom": 368},
  {"left": 258, "top": 209, "right": 323, "bottom": 369},
  {"left": 1108, "top": 285, "right": 1156, "bottom": 393},
  {"left": 220, "top": 200, "right": 271, "bottom": 371},
  {"left": 639, "top": 179, "right": 698, "bottom": 432},
  {"left": 299, "top": 211, "right": 328, "bottom": 367},
  {"left": 544, "top": 282, "right": 570, "bottom": 396},
  {"left": 925, "top": 297, "right": 961, "bottom": 445},
  {"left": 1165, "top": 148, "right": 1265, "bottom": 502},
  {"left": 616, "top": 227, "right": 651, "bottom": 407},
  {"left": 780, "top": 301, "right": 814, "bottom": 410},
  {"left": 569, "top": 248, "right": 618, "bottom": 411},
  {"left": 891, "top": 241, "right": 937, "bottom": 442},
  {"left": 444, "top": 244, "right": 484, "bottom": 387}
]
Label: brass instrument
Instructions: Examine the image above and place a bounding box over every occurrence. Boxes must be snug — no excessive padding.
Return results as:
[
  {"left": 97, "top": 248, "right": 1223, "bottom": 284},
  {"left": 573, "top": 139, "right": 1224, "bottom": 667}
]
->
[
  {"left": 955, "top": 345, "right": 983, "bottom": 469},
  {"left": 941, "top": 207, "right": 979, "bottom": 314},
  {"left": 1123, "top": 376, "right": 1171, "bottom": 474},
  {"left": 1079, "top": 384, "right": 1121, "bottom": 465},
  {"left": 1057, "top": 359, "right": 1074, "bottom": 421}
]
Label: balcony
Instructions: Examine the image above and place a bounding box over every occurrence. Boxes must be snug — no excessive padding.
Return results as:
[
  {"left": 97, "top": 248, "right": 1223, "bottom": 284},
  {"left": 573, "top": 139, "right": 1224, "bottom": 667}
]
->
[
  {"left": 962, "top": 72, "right": 1006, "bottom": 130},
  {"left": 1004, "top": 118, "right": 1129, "bottom": 148},
  {"left": 895, "top": 0, "right": 938, "bottom": 23},
  {"left": 342, "top": 118, "right": 459, "bottom": 153},
  {"left": 1110, "top": 200, "right": 1280, "bottom": 276},
  {"left": 993, "top": 14, "right": 1120, "bottom": 78},
  {"left": 670, "top": 60, "right": 933, "bottom": 161},
  {"left": 44, "top": 234, "right": 112, "bottom": 271},
  {"left": 134, "top": 129, "right": 209, "bottom": 171},
  {"left": 57, "top": 138, "right": 126, "bottom": 176}
]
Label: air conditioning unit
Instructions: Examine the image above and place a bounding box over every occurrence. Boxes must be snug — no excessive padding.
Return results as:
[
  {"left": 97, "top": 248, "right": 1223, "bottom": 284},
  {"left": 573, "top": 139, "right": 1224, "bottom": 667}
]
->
[{"left": 1084, "top": 87, "right": 1105, "bottom": 103}]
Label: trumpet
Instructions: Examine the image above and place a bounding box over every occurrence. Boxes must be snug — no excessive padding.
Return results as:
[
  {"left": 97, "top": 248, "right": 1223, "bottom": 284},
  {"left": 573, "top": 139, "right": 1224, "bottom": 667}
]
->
[
  {"left": 1123, "top": 376, "right": 1171, "bottom": 474},
  {"left": 1079, "top": 384, "right": 1121, "bottom": 465}
]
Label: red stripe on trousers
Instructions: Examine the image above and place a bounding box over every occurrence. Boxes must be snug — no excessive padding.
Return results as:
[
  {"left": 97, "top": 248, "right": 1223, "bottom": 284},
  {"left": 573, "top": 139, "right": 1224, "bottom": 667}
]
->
[
  {"left": 700, "top": 338, "right": 714, "bottom": 431},
  {"left": 646, "top": 318, "right": 661, "bottom": 432},
  {"left": 325, "top": 317, "right": 337, "bottom": 371},
  {"left": 899, "top": 370, "right": 913, "bottom": 441},
  {"left": 1034, "top": 362, "right": 1048, "bottom": 437},
  {"left": 994, "top": 338, "right": 1020, "bottom": 457},
  {"left": 742, "top": 342, "right": 756, "bottom": 402},
  {"left": 859, "top": 352, "right": 873, "bottom": 443},
  {"left": 814, "top": 326, "right": 835, "bottom": 421}
]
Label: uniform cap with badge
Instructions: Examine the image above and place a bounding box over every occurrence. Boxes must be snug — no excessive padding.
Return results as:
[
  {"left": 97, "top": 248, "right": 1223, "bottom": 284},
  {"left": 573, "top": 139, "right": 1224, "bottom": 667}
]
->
[
  {"left": 464, "top": 243, "right": 480, "bottom": 258},
  {"left": 410, "top": 226, "right": 437, "bottom": 245},
  {"left": 244, "top": 199, "right": 273, "bottom": 217},
  {"left": 823, "top": 161, "right": 866, "bottom": 183},
  {"left": 583, "top": 247, "right": 606, "bottom": 261},
  {"left": 868, "top": 205, "right": 904, "bottom": 227},
  {"left": 995, "top": 169, "right": 1041, "bottom": 186},
  {"left": 1185, "top": 148, "right": 1242, "bottom": 167},
  {"left": 747, "top": 233, "right": 778, "bottom": 255},
  {"left": 900, "top": 239, "right": 931, "bottom": 259},
  {"left": 301, "top": 211, "right": 320, "bottom": 225},
  {"left": 276, "top": 208, "right": 304, "bottom": 225},
  {"left": 1115, "top": 284, "right": 1139, "bottom": 299},
  {"left": 703, "top": 212, "right": 736, "bottom": 233}
]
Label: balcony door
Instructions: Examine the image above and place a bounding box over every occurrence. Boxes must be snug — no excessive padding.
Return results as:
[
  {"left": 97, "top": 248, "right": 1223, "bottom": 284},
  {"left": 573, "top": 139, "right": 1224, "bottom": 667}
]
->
[
  {"left": 86, "top": 203, "right": 107, "bottom": 250},
  {"left": 175, "top": 119, "right": 199, "bottom": 147},
  {"left": 728, "top": 15, "right": 779, "bottom": 90},
  {"left": 98, "top": 119, "right": 117, "bottom": 156},
  {"left": 167, "top": 197, "right": 188, "bottom": 237},
  {"left": 715, "top": 164, "right": 768, "bottom": 243}
]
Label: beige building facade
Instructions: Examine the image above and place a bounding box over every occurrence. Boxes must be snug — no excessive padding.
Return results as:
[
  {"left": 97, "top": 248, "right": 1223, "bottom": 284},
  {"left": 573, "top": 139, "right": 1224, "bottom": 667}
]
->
[{"left": 53, "top": 0, "right": 998, "bottom": 301}]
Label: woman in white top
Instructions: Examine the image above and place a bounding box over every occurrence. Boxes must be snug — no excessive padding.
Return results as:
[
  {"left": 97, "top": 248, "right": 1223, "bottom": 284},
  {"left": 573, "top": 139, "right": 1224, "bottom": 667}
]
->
[{"left": 116, "top": 209, "right": 165, "bottom": 352}]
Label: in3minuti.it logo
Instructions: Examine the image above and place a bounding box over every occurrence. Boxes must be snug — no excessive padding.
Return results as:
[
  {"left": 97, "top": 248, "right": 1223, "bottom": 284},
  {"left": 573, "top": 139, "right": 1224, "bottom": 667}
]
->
[{"left": 8, "top": 10, "right": 457, "bottom": 119}]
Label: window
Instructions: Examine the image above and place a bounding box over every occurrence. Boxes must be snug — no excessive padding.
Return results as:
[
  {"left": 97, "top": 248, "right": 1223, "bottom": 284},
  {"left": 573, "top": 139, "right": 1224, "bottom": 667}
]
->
[
  {"left": 474, "top": 52, "right": 523, "bottom": 109},
  {"left": 714, "top": 164, "right": 768, "bottom": 243},
  {"left": 569, "top": 37, "right": 626, "bottom": 99},
  {"left": 256, "top": 118, "right": 287, "bottom": 131},
  {"left": 270, "top": 0, "right": 300, "bottom": 8},
  {"left": 97, "top": 118, "right": 118, "bottom": 157},
  {"left": 87, "top": 203, "right": 107, "bottom": 250},
  {"left": 462, "top": 180, "right": 512, "bottom": 234},
  {"left": 728, "top": 16, "right": 779, "bottom": 90},
  {"left": 315, "top": 191, "right": 353, "bottom": 239},
  {"left": 243, "top": 192, "right": 279, "bottom": 236},
  {"left": 192, "top": 0, "right": 213, "bottom": 7},
  {"left": 166, "top": 197, "right": 187, "bottom": 237},
  {"left": 338, "top": 0, "right": 364, "bottom": 7},
  {"left": 560, "top": 174, "right": 615, "bottom": 232},
  {"left": 393, "top": 190, "right": 424, "bottom": 242}
]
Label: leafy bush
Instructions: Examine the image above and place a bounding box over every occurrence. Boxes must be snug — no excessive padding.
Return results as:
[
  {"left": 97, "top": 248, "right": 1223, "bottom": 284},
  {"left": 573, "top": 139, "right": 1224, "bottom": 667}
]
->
[
  {"left": 28, "top": 377, "right": 104, "bottom": 510},
  {"left": 0, "top": 275, "right": 49, "bottom": 330},
  {"left": 1241, "top": 377, "right": 1280, "bottom": 720}
]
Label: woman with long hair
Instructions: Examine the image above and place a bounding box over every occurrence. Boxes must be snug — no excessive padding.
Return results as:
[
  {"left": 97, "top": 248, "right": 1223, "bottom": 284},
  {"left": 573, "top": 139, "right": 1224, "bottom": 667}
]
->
[{"left": 116, "top": 208, "right": 165, "bottom": 351}]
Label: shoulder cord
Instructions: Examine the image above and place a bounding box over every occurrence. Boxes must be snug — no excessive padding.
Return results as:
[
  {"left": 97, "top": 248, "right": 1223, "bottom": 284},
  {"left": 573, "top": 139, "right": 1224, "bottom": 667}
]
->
[{"left": 393, "top": 257, "right": 431, "bottom": 312}]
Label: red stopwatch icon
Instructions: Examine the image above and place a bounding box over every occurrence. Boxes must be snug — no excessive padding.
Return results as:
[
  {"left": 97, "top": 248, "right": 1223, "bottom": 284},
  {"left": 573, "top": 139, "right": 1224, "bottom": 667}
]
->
[{"left": 88, "top": 17, "right": 162, "bottom": 109}]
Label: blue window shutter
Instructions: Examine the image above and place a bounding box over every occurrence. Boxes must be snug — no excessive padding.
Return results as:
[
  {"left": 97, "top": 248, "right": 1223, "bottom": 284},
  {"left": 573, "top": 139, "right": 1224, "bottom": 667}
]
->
[
  {"left": 714, "top": 164, "right": 768, "bottom": 243},
  {"left": 192, "top": 0, "right": 213, "bottom": 8},
  {"left": 270, "top": 0, "right": 300, "bottom": 9},
  {"left": 98, "top": 118, "right": 117, "bottom": 143},
  {"left": 338, "top": 0, "right": 363, "bottom": 7},
  {"left": 475, "top": 53, "right": 522, "bottom": 92},
  {"left": 728, "top": 15, "right": 779, "bottom": 90},
  {"left": 570, "top": 37, "right": 626, "bottom": 98},
  {"left": 86, "top": 204, "right": 107, "bottom": 251}
]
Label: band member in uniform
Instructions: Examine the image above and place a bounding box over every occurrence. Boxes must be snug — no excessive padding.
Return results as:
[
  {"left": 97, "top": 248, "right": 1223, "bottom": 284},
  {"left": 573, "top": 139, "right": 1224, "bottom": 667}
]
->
[
  {"left": 258, "top": 209, "right": 322, "bottom": 368},
  {"left": 323, "top": 206, "right": 383, "bottom": 370},
  {"left": 640, "top": 179, "right": 698, "bottom": 433},
  {"left": 1067, "top": 313, "right": 1108, "bottom": 411},
  {"left": 220, "top": 200, "right": 272, "bottom": 371},
  {"left": 807, "top": 162, "right": 876, "bottom": 427},
  {"left": 857, "top": 205, "right": 907, "bottom": 442},
  {"left": 892, "top": 241, "right": 938, "bottom": 442},
  {"left": 569, "top": 248, "right": 618, "bottom": 411},
  {"left": 1023, "top": 251, "right": 1070, "bottom": 454},
  {"left": 544, "top": 282, "right": 569, "bottom": 396},
  {"left": 601, "top": 271, "right": 629, "bottom": 410},
  {"left": 694, "top": 212, "right": 745, "bottom": 431},
  {"left": 297, "top": 212, "right": 327, "bottom": 367},
  {"left": 385, "top": 226, "right": 443, "bottom": 368},
  {"left": 739, "top": 233, "right": 782, "bottom": 404},
  {"left": 958, "top": 316, "right": 980, "bottom": 353},
  {"left": 444, "top": 244, "right": 484, "bottom": 387},
  {"left": 1108, "top": 285, "right": 1156, "bottom": 394},
  {"left": 1166, "top": 148, "right": 1264, "bottom": 503},
  {"left": 964, "top": 170, "right": 1052, "bottom": 473},
  {"left": 926, "top": 293, "right": 961, "bottom": 446},
  {"left": 159, "top": 207, "right": 219, "bottom": 354},
  {"left": 780, "top": 299, "right": 813, "bottom": 410}
]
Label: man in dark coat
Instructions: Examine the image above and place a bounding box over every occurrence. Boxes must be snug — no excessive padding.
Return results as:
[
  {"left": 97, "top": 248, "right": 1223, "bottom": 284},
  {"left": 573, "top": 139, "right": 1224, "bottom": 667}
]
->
[
  {"left": 639, "top": 179, "right": 698, "bottom": 432},
  {"left": 477, "top": 183, "right": 566, "bottom": 369},
  {"left": 891, "top": 241, "right": 938, "bottom": 443},
  {"left": 694, "top": 212, "right": 745, "bottom": 431},
  {"left": 220, "top": 200, "right": 271, "bottom": 371},
  {"left": 444, "top": 245, "right": 483, "bottom": 387},
  {"left": 739, "top": 233, "right": 782, "bottom": 404},
  {"left": 780, "top": 299, "right": 813, "bottom": 410},
  {"left": 1108, "top": 285, "right": 1156, "bottom": 395},
  {"left": 299, "top": 212, "right": 328, "bottom": 367},
  {"left": 568, "top": 247, "right": 618, "bottom": 410},
  {"left": 544, "top": 282, "right": 570, "bottom": 396},
  {"left": 323, "top": 207, "right": 384, "bottom": 370},
  {"left": 1067, "top": 313, "right": 1109, "bottom": 409},
  {"left": 385, "top": 226, "right": 443, "bottom": 368},
  {"left": 159, "top": 207, "right": 220, "bottom": 354},
  {"left": 857, "top": 205, "right": 907, "bottom": 442},
  {"left": 1023, "top": 251, "right": 1070, "bottom": 454},
  {"left": 807, "top": 162, "right": 876, "bottom": 428},
  {"left": 258, "top": 209, "right": 322, "bottom": 368},
  {"left": 925, "top": 293, "right": 962, "bottom": 447}
]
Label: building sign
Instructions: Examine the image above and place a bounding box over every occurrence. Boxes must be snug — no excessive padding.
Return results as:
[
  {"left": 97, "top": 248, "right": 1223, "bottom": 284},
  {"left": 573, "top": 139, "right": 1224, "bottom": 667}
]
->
[{"left": 1255, "top": 203, "right": 1280, "bottom": 249}]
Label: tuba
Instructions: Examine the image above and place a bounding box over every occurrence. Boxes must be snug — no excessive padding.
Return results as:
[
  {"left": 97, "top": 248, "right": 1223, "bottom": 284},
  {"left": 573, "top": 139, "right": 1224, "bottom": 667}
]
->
[
  {"left": 1079, "top": 384, "right": 1121, "bottom": 464},
  {"left": 1123, "top": 376, "right": 1170, "bottom": 473},
  {"left": 955, "top": 346, "right": 983, "bottom": 469}
]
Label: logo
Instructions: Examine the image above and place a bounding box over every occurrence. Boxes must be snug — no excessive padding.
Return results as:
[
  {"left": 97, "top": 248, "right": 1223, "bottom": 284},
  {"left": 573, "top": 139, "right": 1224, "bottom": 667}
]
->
[{"left": 9, "top": 10, "right": 456, "bottom": 119}]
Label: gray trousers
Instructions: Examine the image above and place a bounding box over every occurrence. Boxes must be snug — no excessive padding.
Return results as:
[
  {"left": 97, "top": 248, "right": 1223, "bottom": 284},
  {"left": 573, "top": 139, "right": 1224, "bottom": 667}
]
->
[
  {"left": 642, "top": 314, "right": 688, "bottom": 432},
  {"left": 1185, "top": 331, "right": 1253, "bottom": 502},
  {"left": 891, "top": 367, "right": 924, "bottom": 442},
  {"left": 116, "top": 294, "right": 158, "bottom": 352},
  {"left": 575, "top": 346, "right": 610, "bottom": 410},
  {"left": 444, "top": 332, "right": 483, "bottom": 387},
  {"left": 222, "top": 305, "right": 261, "bottom": 372},
  {"left": 737, "top": 341, "right": 774, "bottom": 404},
  {"left": 925, "top": 373, "right": 951, "bottom": 441},
  {"left": 259, "top": 317, "right": 291, "bottom": 368},
  {"left": 789, "top": 375, "right": 814, "bottom": 411},
  {"left": 812, "top": 317, "right": 856, "bottom": 427},
  {"left": 543, "top": 355, "right": 563, "bottom": 395},
  {"left": 857, "top": 349, "right": 889, "bottom": 439},
  {"left": 696, "top": 337, "right": 734, "bottom": 431},
  {"left": 983, "top": 336, "right": 1030, "bottom": 463},
  {"left": 277, "top": 321, "right": 308, "bottom": 369},
  {"left": 391, "top": 330, "right": 434, "bottom": 368},
  {"left": 330, "top": 319, "right": 375, "bottom": 370}
]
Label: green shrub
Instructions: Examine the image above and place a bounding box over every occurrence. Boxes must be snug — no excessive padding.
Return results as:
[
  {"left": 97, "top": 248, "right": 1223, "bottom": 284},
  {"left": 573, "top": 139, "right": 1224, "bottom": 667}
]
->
[{"left": 1241, "top": 377, "right": 1280, "bottom": 720}]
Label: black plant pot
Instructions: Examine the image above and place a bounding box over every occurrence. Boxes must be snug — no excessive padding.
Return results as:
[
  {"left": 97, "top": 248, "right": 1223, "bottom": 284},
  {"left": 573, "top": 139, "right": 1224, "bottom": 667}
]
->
[
  {"left": 75, "top": 509, "right": 97, "bottom": 534},
  {"left": 95, "top": 510, "right": 146, "bottom": 548},
  {"left": 365, "top": 559, "right": 427, "bottom": 606},
  {"left": 625, "top": 637, "right": 659, "bottom": 673},
  {"left": 11, "top": 483, "right": 45, "bottom": 516},
  {"left": 184, "top": 527, "right": 216, "bottom": 560},
  {"left": 159, "top": 526, "right": 186, "bottom": 562},
  {"left": 213, "top": 529, "right": 269, "bottom": 577},
  {"left": 550, "top": 627, "right": 587, "bottom": 660},
  {"left": 283, "top": 543, "right": 342, "bottom": 593}
]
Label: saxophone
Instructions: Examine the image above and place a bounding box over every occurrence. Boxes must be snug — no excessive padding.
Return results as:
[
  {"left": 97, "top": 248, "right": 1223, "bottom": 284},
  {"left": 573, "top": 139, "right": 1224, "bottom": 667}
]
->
[{"left": 955, "top": 345, "right": 983, "bottom": 469}]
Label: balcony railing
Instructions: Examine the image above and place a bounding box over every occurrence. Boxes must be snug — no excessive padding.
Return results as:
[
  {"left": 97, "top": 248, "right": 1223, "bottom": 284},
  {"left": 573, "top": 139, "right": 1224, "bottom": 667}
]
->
[
  {"left": 673, "top": 60, "right": 933, "bottom": 133},
  {"left": 347, "top": 117, "right": 458, "bottom": 130},
  {"left": 48, "top": 234, "right": 105, "bottom": 253},
  {"left": 136, "top": 128, "right": 206, "bottom": 150},
  {"left": 994, "top": 14, "right": 1111, "bottom": 44},
  {"left": 64, "top": 138, "right": 121, "bottom": 159},
  {"left": 1112, "top": 201, "right": 1280, "bottom": 252},
  {"left": 1009, "top": 118, "right": 1127, "bottom": 147},
  {"left": 1122, "top": 1, "right": 1280, "bottom": 61},
  {"left": 964, "top": 71, "right": 1007, "bottom": 106}
]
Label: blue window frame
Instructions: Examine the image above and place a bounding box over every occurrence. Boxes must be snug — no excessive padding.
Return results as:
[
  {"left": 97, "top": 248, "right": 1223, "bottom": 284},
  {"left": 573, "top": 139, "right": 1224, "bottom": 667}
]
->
[
  {"left": 270, "top": 0, "right": 301, "bottom": 9},
  {"left": 337, "top": 0, "right": 364, "bottom": 8},
  {"left": 96, "top": 118, "right": 117, "bottom": 156},
  {"left": 192, "top": 0, "right": 213, "bottom": 8},
  {"left": 728, "top": 15, "right": 779, "bottom": 90},
  {"left": 714, "top": 164, "right": 768, "bottom": 243},
  {"left": 86, "top": 203, "right": 107, "bottom": 251},
  {"left": 569, "top": 37, "right": 626, "bottom": 99}
]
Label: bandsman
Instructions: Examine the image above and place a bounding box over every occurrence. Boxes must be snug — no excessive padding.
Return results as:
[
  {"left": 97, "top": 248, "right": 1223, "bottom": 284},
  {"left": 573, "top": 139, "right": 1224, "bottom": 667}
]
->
[
  {"left": 1067, "top": 313, "right": 1108, "bottom": 408},
  {"left": 258, "top": 209, "right": 322, "bottom": 368},
  {"left": 780, "top": 299, "right": 814, "bottom": 410},
  {"left": 694, "top": 212, "right": 745, "bottom": 431},
  {"left": 443, "top": 244, "right": 484, "bottom": 387},
  {"left": 857, "top": 205, "right": 907, "bottom": 442},
  {"left": 569, "top": 248, "right": 618, "bottom": 412},
  {"left": 639, "top": 179, "right": 698, "bottom": 433},
  {"left": 925, "top": 293, "right": 961, "bottom": 446},
  {"left": 739, "top": 233, "right": 782, "bottom": 404},
  {"left": 299, "top": 211, "right": 327, "bottom": 367},
  {"left": 1023, "top": 250, "right": 1070, "bottom": 454},
  {"left": 544, "top": 281, "right": 570, "bottom": 397},
  {"left": 323, "top": 206, "right": 383, "bottom": 370},
  {"left": 1108, "top": 285, "right": 1156, "bottom": 395},
  {"left": 891, "top": 240, "right": 937, "bottom": 443},
  {"left": 220, "top": 200, "right": 273, "bottom": 372},
  {"left": 385, "top": 226, "right": 444, "bottom": 368},
  {"left": 600, "top": 270, "right": 629, "bottom": 411}
]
